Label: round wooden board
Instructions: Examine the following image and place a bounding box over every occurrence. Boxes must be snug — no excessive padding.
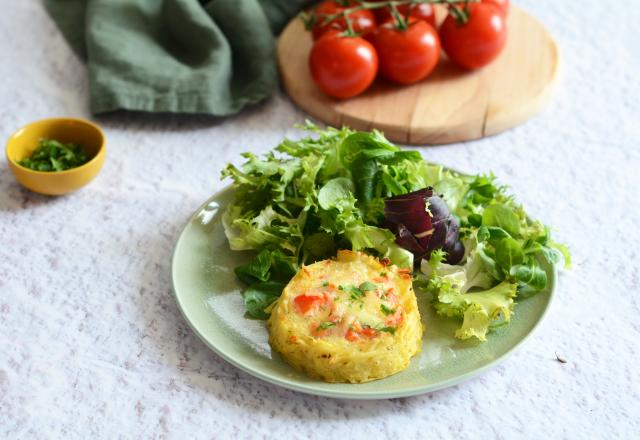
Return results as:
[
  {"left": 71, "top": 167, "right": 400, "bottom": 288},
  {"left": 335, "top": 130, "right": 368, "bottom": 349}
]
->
[{"left": 277, "top": 5, "right": 560, "bottom": 145}]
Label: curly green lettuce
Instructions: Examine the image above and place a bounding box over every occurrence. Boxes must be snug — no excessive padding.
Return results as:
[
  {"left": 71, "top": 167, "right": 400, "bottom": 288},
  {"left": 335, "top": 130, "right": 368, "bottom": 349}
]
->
[
  {"left": 422, "top": 244, "right": 517, "bottom": 341},
  {"left": 221, "top": 123, "right": 424, "bottom": 270}
]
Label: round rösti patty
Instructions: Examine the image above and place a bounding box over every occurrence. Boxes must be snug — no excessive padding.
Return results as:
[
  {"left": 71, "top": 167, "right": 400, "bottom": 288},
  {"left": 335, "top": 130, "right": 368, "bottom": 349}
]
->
[{"left": 268, "top": 250, "right": 422, "bottom": 383}]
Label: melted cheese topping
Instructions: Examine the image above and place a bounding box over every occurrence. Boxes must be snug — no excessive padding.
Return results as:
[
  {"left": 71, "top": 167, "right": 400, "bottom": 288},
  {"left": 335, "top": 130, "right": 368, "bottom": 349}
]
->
[{"left": 285, "top": 252, "right": 409, "bottom": 342}]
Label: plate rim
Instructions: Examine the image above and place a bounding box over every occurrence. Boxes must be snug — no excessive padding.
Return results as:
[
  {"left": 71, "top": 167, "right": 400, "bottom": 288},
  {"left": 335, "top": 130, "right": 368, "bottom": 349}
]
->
[{"left": 171, "top": 186, "right": 558, "bottom": 400}]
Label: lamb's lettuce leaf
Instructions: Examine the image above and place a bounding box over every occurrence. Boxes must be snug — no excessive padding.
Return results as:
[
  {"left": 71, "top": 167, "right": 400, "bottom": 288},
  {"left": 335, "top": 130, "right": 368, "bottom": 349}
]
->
[{"left": 243, "top": 282, "right": 285, "bottom": 320}]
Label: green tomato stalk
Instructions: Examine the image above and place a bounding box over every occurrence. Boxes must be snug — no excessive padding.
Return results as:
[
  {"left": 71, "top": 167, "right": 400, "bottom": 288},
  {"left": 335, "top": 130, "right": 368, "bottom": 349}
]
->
[{"left": 301, "top": 0, "right": 478, "bottom": 35}]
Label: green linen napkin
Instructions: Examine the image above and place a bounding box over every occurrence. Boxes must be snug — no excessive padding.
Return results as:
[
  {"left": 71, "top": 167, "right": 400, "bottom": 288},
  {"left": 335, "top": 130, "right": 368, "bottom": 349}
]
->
[{"left": 45, "top": 0, "right": 309, "bottom": 115}]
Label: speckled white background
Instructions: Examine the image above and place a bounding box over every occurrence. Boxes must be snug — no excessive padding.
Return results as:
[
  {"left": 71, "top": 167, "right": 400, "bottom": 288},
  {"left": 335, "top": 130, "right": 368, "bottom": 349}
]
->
[{"left": 1, "top": 1, "right": 639, "bottom": 438}]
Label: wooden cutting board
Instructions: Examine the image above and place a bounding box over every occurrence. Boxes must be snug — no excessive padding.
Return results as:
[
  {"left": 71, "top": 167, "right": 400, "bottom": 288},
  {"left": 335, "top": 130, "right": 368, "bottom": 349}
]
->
[{"left": 277, "top": 5, "right": 560, "bottom": 145}]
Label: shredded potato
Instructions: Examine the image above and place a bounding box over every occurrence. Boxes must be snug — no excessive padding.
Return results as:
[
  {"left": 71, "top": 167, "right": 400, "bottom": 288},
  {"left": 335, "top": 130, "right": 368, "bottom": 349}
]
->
[{"left": 268, "top": 250, "right": 422, "bottom": 383}]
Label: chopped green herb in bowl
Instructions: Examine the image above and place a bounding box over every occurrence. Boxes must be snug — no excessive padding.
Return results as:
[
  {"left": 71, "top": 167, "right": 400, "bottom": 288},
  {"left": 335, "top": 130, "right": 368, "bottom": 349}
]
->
[
  {"left": 18, "top": 138, "right": 90, "bottom": 172},
  {"left": 6, "top": 117, "right": 106, "bottom": 195}
]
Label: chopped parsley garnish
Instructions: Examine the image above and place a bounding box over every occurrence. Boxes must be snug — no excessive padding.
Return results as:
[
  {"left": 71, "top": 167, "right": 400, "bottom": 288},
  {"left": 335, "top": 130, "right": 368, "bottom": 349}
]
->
[
  {"left": 338, "top": 284, "right": 365, "bottom": 300},
  {"left": 379, "top": 272, "right": 387, "bottom": 277},
  {"left": 358, "top": 281, "right": 377, "bottom": 292},
  {"left": 379, "top": 326, "right": 397, "bottom": 335},
  {"left": 18, "top": 138, "right": 90, "bottom": 172},
  {"left": 348, "top": 287, "right": 364, "bottom": 300},
  {"left": 318, "top": 321, "right": 335, "bottom": 330},
  {"left": 338, "top": 282, "right": 376, "bottom": 302},
  {"left": 380, "top": 304, "right": 396, "bottom": 316},
  {"left": 321, "top": 281, "right": 329, "bottom": 287}
]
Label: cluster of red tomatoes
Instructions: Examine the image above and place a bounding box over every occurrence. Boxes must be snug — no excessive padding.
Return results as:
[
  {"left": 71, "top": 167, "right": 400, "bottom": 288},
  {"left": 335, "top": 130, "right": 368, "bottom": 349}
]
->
[{"left": 308, "top": 0, "right": 509, "bottom": 99}]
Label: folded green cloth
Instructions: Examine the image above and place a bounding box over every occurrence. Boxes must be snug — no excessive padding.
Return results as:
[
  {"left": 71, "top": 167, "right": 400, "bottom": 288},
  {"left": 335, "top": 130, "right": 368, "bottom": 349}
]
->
[{"left": 45, "top": 0, "right": 309, "bottom": 115}]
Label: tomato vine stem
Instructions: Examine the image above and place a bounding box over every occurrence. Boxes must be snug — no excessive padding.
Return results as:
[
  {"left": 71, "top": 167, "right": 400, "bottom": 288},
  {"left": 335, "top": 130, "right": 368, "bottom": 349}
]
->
[{"left": 301, "top": 0, "right": 478, "bottom": 35}]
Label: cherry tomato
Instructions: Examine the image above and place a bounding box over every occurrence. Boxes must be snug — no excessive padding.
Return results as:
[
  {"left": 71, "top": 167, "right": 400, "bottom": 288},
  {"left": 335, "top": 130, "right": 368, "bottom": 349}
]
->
[
  {"left": 375, "top": 3, "right": 436, "bottom": 27},
  {"left": 440, "top": 3, "right": 507, "bottom": 69},
  {"left": 373, "top": 19, "right": 440, "bottom": 85},
  {"left": 482, "top": 0, "right": 510, "bottom": 15},
  {"left": 345, "top": 328, "right": 359, "bottom": 341},
  {"left": 309, "top": 33, "right": 378, "bottom": 98},
  {"left": 454, "top": 0, "right": 510, "bottom": 15},
  {"left": 312, "top": 1, "right": 377, "bottom": 40},
  {"left": 358, "top": 327, "right": 377, "bottom": 338},
  {"left": 294, "top": 294, "right": 325, "bottom": 314}
]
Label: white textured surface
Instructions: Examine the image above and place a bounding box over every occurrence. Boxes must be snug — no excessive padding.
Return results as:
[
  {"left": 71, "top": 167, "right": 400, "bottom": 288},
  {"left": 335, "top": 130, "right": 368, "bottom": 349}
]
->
[{"left": 1, "top": 1, "right": 639, "bottom": 438}]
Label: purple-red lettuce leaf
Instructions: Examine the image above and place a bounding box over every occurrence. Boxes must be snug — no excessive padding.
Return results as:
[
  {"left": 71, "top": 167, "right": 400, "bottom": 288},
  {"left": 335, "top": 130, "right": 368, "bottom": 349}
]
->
[{"left": 384, "top": 187, "right": 464, "bottom": 266}]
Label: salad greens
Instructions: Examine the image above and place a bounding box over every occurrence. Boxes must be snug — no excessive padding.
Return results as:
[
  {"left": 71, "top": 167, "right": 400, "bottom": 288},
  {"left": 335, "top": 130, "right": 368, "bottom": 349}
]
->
[
  {"left": 221, "top": 122, "right": 569, "bottom": 341},
  {"left": 384, "top": 187, "right": 464, "bottom": 265},
  {"left": 221, "top": 122, "right": 420, "bottom": 270},
  {"left": 420, "top": 175, "right": 570, "bottom": 340}
]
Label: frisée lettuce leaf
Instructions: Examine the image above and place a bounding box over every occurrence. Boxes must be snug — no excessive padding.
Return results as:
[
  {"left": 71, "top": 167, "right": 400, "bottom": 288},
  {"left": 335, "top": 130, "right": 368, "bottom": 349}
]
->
[
  {"left": 421, "top": 242, "right": 517, "bottom": 341},
  {"left": 221, "top": 123, "right": 424, "bottom": 273}
]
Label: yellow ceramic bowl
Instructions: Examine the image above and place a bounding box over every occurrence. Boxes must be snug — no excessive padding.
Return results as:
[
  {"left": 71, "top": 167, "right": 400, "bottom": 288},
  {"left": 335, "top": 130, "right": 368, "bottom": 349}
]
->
[{"left": 6, "top": 118, "right": 106, "bottom": 195}]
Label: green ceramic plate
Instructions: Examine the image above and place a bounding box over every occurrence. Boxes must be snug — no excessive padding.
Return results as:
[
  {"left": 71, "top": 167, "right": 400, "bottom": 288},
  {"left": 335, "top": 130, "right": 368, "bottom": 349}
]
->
[{"left": 171, "top": 187, "right": 556, "bottom": 399}]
